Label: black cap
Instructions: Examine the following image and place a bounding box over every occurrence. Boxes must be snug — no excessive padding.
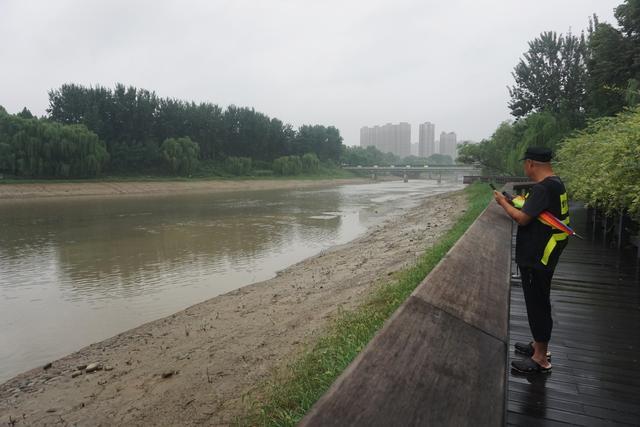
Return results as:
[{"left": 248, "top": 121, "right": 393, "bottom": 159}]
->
[{"left": 520, "top": 147, "right": 552, "bottom": 162}]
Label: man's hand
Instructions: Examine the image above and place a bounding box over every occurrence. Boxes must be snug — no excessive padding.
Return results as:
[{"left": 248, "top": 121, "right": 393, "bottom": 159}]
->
[
  {"left": 494, "top": 190, "right": 507, "bottom": 205},
  {"left": 494, "top": 190, "right": 532, "bottom": 226}
]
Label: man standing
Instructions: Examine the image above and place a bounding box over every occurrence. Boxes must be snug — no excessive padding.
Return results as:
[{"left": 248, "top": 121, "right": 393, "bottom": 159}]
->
[{"left": 494, "top": 147, "right": 570, "bottom": 373}]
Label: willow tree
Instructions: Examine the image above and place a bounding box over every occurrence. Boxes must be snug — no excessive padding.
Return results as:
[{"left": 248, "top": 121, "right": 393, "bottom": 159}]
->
[
  {"left": 160, "top": 137, "right": 199, "bottom": 175},
  {"left": 0, "top": 109, "right": 108, "bottom": 178}
]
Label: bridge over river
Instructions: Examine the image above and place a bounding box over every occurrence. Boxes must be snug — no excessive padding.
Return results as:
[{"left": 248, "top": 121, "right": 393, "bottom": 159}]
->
[{"left": 343, "top": 165, "right": 481, "bottom": 181}]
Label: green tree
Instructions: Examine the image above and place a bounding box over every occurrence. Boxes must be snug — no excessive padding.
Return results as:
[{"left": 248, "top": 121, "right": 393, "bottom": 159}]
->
[
  {"left": 401, "top": 155, "right": 428, "bottom": 166},
  {"left": 340, "top": 146, "right": 400, "bottom": 166},
  {"left": 160, "top": 137, "right": 199, "bottom": 175},
  {"left": 508, "top": 31, "right": 588, "bottom": 128},
  {"left": 272, "top": 156, "right": 303, "bottom": 175},
  {"left": 424, "top": 153, "right": 453, "bottom": 165},
  {"left": 225, "top": 157, "right": 252, "bottom": 175},
  {"left": 458, "top": 112, "right": 571, "bottom": 176},
  {"left": 586, "top": 21, "right": 630, "bottom": 116},
  {"left": 301, "top": 153, "right": 320, "bottom": 172},
  {"left": 456, "top": 143, "right": 482, "bottom": 165},
  {"left": 293, "top": 125, "right": 343, "bottom": 162},
  {"left": 457, "top": 121, "right": 519, "bottom": 174},
  {"left": 0, "top": 142, "right": 15, "bottom": 173},
  {"left": 615, "top": 0, "right": 640, "bottom": 75},
  {"left": 626, "top": 78, "right": 640, "bottom": 106},
  {"left": 17, "top": 107, "right": 34, "bottom": 119}
]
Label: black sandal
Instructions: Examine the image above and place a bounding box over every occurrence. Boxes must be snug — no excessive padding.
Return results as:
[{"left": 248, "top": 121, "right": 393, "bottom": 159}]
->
[
  {"left": 514, "top": 342, "right": 551, "bottom": 359},
  {"left": 511, "top": 357, "right": 552, "bottom": 374}
]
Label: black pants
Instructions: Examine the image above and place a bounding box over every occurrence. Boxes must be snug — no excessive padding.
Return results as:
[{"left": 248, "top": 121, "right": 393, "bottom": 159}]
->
[{"left": 519, "top": 266, "right": 554, "bottom": 343}]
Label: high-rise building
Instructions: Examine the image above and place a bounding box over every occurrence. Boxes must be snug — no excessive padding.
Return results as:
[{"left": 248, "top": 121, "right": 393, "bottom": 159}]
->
[
  {"left": 418, "top": 122, "right": 435, "bottom": 158},
  {"left": 360, "top": 127, "right": 371, "bottom": 148},
  {"left": 359, "top": 122, "right": 411, "bottom": 158},
  {"left": 397, "top": 122, "right": 411, "bottom": 158},
  {"left": 382, "top": 123, "right": 394, "bottom": 154},
  {"left": 439, "top": 131, "right": 458, "bottom": 160}
]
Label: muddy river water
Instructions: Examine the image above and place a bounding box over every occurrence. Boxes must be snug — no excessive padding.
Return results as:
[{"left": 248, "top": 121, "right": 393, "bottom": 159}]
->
[{"left": 0, "top": 180, "right": 462, "bottom": 383}]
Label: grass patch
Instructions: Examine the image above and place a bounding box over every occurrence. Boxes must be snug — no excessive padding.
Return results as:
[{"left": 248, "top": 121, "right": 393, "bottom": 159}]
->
[{"left": 240, "top": 183, "right": 493, "bottom": 426}]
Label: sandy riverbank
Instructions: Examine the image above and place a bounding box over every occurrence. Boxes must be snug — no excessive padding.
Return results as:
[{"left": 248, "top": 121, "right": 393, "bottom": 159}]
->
[
  {"left": 0, "top": 178, "right": 370, "bottom": 201},
  {"left": 0, "top": 189, "right": 467, "bottom": 426}
]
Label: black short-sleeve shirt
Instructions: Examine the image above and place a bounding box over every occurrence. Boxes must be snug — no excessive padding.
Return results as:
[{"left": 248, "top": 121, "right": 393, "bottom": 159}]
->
[{"left": 516, "top": 176, "right": 569, "bottom": 271}]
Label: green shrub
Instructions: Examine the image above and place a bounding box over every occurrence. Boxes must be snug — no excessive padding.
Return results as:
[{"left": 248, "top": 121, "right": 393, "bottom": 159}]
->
[
  {"left": 225, "top": 156, "right": 252, "bottom": 175},
  {"left": 160, "top": 136, "right": 199, "bottom": 175},
  {"left": 557, "top": 106, "right": 640, "bottom": 217},
  {"left": 272, "top": 155, "right": 303, "bottom": 175},
  {"left": 301, "top": 153, "right": 320, "bottom": 172},
  {"left": 193, "top": 160, "right": 226, "bottom": 177},
  {"left": 253, "top": 169, "right": 274, "bottom": 177}
]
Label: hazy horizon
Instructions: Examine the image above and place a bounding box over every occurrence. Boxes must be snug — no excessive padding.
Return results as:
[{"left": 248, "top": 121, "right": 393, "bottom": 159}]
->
[{"left": 0, "top": 1, "right": 620, "bottom": 146}]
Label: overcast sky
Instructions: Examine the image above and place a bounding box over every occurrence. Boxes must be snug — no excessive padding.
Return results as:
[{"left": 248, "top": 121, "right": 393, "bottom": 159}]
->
[{"left": 0, "top": 0, "right": 621, "bottom": 146}]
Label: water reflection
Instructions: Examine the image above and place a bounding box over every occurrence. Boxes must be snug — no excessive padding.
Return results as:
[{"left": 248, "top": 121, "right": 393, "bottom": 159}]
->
[
  {"left": 510, "top": 370, "right": 550, "bottom": 418},
  {"left": 0, "top": 180, "right": 462, "bottom": 382}
]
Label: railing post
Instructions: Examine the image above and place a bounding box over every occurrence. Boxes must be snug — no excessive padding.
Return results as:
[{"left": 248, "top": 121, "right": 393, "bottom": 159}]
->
[{"left": 618, "top": 212, "right": 624, "bottom": 250}]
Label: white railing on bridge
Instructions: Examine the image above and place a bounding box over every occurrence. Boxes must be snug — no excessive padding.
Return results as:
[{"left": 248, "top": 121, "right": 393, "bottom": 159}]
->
[{"left": 342, "top": 165, "right": 480, "bottom": 172}]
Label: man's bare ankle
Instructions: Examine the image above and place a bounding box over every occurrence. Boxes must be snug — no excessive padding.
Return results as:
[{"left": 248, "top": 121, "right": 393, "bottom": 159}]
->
[{"left": 532, "top": 355, "right": 551, "bottom": 367}]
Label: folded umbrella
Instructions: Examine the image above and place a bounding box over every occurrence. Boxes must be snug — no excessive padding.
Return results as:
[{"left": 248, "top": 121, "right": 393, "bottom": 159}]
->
[{"left": 492, "top": 185, "right": 583, "bottom": 239}]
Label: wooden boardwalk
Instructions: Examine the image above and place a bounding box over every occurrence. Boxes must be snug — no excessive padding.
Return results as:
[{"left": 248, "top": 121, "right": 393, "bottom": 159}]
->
[{"left": 507, "top": 205, "right": 640, "bottom": 426}]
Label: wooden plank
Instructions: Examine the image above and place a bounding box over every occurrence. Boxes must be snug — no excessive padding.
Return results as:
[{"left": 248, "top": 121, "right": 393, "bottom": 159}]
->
[
  {"left": 412, "top": 203, "right": 512, "bottom": 340},
  {"left": 507, "top": 402, "right": 617, "bottom": 426},
  {"left": 509, "top": 380, "right": 640, "bottom": 416},
  {"left": 507, "top": 412, "right": 573, "bottom": 427},
  {"left": 300, "top": 296, "right": 506, "bottom": 427}
]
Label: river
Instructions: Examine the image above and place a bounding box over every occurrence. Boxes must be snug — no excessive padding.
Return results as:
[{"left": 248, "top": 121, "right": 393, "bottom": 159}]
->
[{"left": 0, "top": 179, "right": 463, "bottom": 383}]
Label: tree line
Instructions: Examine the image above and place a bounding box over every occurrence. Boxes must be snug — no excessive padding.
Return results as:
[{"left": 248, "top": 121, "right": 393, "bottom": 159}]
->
[
  {"left": 458, "top": 0, "right": 640, "bottom": 217},
  {"left": 0, "top": 83, "right": 344, "bottom": 178},
  {"left": 1, "top": 81, "right": 454, "bottom": 178}
]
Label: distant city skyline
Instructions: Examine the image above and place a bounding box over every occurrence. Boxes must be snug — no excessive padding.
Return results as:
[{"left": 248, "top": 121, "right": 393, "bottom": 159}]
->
[{"left": 361, "top": 121, "right": 461, "bottom": 159}]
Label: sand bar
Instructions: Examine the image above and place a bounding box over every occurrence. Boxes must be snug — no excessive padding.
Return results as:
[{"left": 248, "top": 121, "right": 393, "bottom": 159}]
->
[{"left": 0, "top": 178, "right": 369, "bottom": 201}]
